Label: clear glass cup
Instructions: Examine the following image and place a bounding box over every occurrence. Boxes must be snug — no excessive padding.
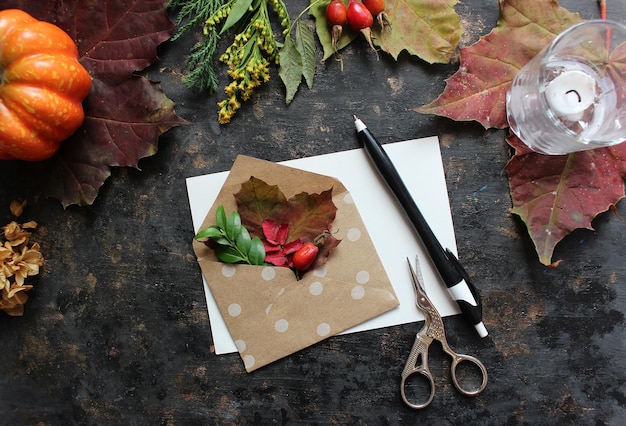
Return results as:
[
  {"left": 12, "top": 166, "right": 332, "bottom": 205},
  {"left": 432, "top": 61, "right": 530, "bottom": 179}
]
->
[{"left": 506, "top": 20, "right": 626, "bottom": 155}]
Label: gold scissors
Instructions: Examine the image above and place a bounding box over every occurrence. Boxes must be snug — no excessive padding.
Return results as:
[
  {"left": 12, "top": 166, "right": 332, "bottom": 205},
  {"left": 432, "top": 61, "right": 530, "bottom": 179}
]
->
[{"left": 401, "top": 257, "right": 488, "bottom": 409}]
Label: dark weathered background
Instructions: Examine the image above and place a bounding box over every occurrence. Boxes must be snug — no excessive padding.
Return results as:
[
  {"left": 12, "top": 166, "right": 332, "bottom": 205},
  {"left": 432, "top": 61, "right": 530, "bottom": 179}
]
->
[{"left": 2, "top": 0, "right": 625, "bottom": 424}]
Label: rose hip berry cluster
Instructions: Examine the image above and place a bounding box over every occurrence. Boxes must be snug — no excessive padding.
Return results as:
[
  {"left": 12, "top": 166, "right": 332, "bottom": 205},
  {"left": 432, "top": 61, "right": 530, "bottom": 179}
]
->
[{"left": 325, "top": 0, "right": 390, "bottom": 56}]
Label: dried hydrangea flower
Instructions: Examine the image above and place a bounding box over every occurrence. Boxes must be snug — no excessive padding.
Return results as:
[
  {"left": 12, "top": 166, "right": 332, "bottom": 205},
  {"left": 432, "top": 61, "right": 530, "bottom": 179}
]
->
[
  {"left": 9, "top": 200, "right": 27, "bottom": 217},
  {"left": 0, "top": 221, "right": 44, "bottom": 316}
]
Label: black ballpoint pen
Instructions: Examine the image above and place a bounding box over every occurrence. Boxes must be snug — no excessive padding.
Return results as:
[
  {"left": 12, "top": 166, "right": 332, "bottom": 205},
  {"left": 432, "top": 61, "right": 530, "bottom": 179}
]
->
[{"left": 354, "top": 115, "right": 488, "bottom": 338}]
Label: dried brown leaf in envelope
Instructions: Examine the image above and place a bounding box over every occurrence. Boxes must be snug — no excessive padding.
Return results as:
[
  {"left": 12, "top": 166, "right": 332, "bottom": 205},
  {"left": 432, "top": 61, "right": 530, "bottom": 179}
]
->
[{"left": 193, "top": 155, "right": 400, "bottom": 372}]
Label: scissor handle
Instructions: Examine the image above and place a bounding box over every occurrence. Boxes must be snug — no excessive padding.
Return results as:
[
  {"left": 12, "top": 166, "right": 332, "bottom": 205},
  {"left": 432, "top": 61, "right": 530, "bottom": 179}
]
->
[
  {"left": 400, "top": 334, "right": 435, "bottom": 409},
  {"left": 400, "top": 368, "right": 435, "bottom": 409},
  {"left": 449, "top": 353, "right": 488, "bottom": 397}
]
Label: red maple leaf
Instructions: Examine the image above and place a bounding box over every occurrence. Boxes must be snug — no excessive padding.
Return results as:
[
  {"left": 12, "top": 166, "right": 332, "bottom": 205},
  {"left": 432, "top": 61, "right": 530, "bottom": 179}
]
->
[
  {"left": 261, "top": 220, "right": 303, "bottom": 267},
  {"left": 0, "top": 0, "right": 187, "bottom": 207},
  {"left": 505, "top": 135, "right": 626, "bottom": 266},
  {"left": 414, "top": 0, "right": 626, "bottom": 266},
  {"left": 415, "top": 0, "right": 582, "bottom": 128}
]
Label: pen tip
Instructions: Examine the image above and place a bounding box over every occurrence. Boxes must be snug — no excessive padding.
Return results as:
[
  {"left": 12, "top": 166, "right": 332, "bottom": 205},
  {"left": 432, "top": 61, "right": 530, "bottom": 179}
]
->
[{"left": 353, "top": 114, "right": 358, "bottom": 121}]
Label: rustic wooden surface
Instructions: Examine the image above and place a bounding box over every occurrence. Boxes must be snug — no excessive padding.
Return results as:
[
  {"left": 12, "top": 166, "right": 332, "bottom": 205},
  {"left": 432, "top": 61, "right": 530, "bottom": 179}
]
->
[{"left": 2, "top": 0, "right": 626, "bottom": 424}]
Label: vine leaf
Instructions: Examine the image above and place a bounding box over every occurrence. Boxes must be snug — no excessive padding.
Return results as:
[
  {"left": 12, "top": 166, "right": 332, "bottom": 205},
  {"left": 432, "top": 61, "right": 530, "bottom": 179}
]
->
[
  {"left": 607, "top": 41, "right": 626, "bottom": 103},
  {"left": 234, "top": 177, "right": 289, "bottom": 237},
  {"left": 505, "top": 135, "right": 626, "bottom": 266},
  {"left": 415, "top": 0, "right": 582, "bottom": 128},
  {"left": 413, "top": 0, "right": 626, "bottom": 266},
  {"left": 0, "top": 0, "right": 187, "bottom": 207}
]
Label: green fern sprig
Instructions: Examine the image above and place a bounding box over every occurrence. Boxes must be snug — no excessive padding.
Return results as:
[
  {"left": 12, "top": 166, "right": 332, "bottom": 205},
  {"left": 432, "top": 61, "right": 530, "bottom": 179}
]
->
[{"left": 168, "top": 0, "right": 227, "bottom": 93}]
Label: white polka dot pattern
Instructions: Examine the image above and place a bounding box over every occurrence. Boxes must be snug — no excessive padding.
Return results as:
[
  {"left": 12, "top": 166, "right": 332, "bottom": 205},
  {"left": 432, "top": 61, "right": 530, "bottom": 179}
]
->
[
  {"left": 228, "top": 303, "right": 242, "bottom": 317},
  {"left": 309, "top": 281, "right": 323, "bottom": 296},
  {"left": 317, "top": 323, "right": 331, "bottom": 336}
]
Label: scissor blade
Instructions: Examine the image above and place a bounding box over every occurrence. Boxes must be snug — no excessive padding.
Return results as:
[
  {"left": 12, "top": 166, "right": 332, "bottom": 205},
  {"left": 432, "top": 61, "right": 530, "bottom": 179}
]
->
[
  {"left": 407, "top": 256, "right": 426, "bottom": 293},
  {"left": 407, "top": 256, "right": 438, "bottom": 314}
]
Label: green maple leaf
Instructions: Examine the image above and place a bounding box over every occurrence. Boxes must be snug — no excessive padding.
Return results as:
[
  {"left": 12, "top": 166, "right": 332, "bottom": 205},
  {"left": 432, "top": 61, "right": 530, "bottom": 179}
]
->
[{"left": 415, "top": 0, "right": 582, "bottom": 128}]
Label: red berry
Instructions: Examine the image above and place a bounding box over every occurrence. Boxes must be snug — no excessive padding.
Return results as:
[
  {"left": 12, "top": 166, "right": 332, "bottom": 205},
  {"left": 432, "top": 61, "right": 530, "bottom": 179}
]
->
[
  {"left": 362, "top": 0, "right": 385, "bottom": 16},
  {"left": 346, "top": 1, "right": 373, "bottom": 32},
  {"left": 346, "top": 0, "right": 378, "bottom": 57},
  {"left": 362, "top": 0, "right": 391, "bottom": 29},
  {"left": 292, "top": 242, "right": 319, "bottom": 271},
  {"left": 326, "top": 0, "right": 347, "bottom": 26}
]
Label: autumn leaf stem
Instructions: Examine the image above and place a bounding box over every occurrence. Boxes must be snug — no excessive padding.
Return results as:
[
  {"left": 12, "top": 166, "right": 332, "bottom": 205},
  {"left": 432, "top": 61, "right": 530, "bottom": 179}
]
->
[
  {"left": 598, "top": 0, "right": 611, "bottom": 50},
  {"left": 598, "top": 0, "right": 606, "bottom": 20}
]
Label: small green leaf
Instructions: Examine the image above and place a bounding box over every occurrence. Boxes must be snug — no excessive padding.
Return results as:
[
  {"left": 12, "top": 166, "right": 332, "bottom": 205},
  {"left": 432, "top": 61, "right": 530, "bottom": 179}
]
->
[
  {"left": 212, "top": 236, "right": 231, "bottom": 246},
  {"left": 248, "top": 236, "right": 266, "bottom": 265},
  {"left": 236, "top": 226, "right": 252, "bottom": 254},
  {"left": 226, "top": 211, "right": 242, "bottom": 241},
  {"left": 216, "top": 246, "right": 246, "bottom": 263},
  {"left": 216, "top": 205, "right": 227, "bottom": 230},
  {"left": 309, "top": 0, "right": 356, "bottom": 61},
  {"left": 295, "top": 21, "right": 316, "bottom": 89},
  {"left": 220, "top": 0, "right": 253, "bottom": 35},
  {"left": 279, "top": 35, "right": 304, "bottom": 104},
  {"left": 194, "top": 225, "right": 222, "bottom": 240}
]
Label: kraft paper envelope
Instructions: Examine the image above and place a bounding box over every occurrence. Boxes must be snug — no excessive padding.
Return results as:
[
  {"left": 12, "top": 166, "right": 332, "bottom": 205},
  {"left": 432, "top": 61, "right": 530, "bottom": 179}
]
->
[{"left": 192, "top": 155, "right": 400, "bottom": 372}]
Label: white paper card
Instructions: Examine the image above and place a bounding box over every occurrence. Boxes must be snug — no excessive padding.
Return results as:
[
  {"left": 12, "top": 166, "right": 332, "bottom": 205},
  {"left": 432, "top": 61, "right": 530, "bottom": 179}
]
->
[{"left": 186, "top": 137, "right": 460, "bottom": 354}]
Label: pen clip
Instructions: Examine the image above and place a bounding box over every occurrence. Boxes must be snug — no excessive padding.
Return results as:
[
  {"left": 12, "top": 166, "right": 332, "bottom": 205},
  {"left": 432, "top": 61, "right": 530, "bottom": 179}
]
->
[{"left": 445, "top": 248, "right": 482, "bottom": 305}]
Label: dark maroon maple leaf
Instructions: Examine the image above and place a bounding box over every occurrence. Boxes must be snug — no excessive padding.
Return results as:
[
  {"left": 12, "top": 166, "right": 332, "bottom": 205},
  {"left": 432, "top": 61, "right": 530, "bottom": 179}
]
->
[
  {"left": 1, "top": 0, "right": 187, "bottom": 207},
  {"left": 505, "top": 134, "right": 626, "bottom": 266}
]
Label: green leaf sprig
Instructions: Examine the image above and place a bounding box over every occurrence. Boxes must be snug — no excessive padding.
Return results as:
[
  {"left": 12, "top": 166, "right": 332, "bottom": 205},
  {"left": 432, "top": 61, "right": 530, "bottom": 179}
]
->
[
  {"left": 169, "top": 0, "right": 327, "bottom": 124},
  {"left": 278, "top": 5, "right": 318, "bottom": 105},
  {"left": 195, "top": 205, "right": 266, "bottom": 265}
]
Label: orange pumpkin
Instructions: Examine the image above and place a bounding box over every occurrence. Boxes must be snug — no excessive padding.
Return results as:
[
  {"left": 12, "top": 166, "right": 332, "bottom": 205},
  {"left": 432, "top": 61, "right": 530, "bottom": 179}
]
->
[{"left": 0, "top": 9, "right": 91, "bottom": 161}]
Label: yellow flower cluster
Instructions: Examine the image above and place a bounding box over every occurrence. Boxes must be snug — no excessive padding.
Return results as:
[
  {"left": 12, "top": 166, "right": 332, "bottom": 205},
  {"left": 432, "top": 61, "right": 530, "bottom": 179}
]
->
[
  {"left": 203, "top": 3, "right": 232, "bottom": 34},
  {"left": 204, "top": 0, "right": 290, "bottom": 124},
  {"left": 0, "top": 221, "right": 44, "bottom": 316}
]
